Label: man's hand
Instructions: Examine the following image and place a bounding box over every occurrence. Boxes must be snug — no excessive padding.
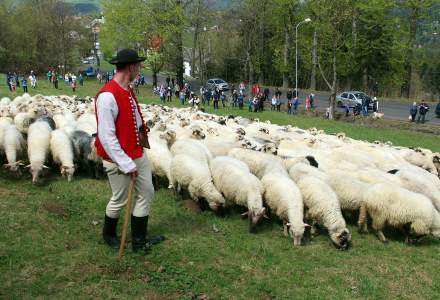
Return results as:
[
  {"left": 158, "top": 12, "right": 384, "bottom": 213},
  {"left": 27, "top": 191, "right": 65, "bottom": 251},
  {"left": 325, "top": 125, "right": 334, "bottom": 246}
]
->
[{"left": 128, "top": 169, "right": 138, "bottom": 180}]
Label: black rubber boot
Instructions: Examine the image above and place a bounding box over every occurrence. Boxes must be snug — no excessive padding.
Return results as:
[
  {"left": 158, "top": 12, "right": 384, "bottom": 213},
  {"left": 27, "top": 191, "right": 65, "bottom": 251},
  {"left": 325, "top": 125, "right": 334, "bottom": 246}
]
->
[
  {"left": 131, "top": 215, "right": 165, "bottom": 252},
  {"left": 102, "top": 215, "right": 120, "bottom": 249}
]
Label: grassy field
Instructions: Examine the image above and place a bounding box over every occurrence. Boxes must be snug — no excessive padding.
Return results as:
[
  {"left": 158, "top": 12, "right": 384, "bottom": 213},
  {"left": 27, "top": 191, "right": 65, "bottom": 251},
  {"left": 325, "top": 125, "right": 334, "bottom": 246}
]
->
[{"left": 1, "top": 74, "right": 440, "bottom": 299}]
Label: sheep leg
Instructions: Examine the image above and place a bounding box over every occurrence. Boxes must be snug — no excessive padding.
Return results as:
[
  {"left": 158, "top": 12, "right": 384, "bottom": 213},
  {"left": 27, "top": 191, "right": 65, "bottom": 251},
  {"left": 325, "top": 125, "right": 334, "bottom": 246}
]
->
[
  {"left": 283, "top": 220, "right": 289, "bottom": 237},
  {"left": 358, "top": 204, "right": 369, "bottom": 234},
  {"left": 372, "top": 219, "right": 388, "bottom": 244}
]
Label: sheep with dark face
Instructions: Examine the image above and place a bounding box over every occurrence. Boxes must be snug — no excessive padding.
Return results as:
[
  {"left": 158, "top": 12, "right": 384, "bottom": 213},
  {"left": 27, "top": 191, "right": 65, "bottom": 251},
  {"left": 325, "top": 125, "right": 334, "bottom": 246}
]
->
[{"left": 70, "top": 130, "right": 103, "bottom": 178}]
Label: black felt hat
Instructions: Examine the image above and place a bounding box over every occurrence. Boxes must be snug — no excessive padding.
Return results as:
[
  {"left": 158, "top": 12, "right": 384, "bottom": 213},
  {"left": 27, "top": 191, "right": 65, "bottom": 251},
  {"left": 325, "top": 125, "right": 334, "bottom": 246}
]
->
[{"left": 108, "top": 49, "right": 146, "bottom": 65}]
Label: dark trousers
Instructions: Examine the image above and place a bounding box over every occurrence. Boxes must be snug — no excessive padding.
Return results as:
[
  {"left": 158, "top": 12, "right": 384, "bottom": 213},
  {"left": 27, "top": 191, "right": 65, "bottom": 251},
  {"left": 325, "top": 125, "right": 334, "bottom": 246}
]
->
[
  {"left": 276, "top": 105, "right": 281, "bottom": 112},
  {"left": 417, "top": 114, "right": 426, "bottom": 123},
  {"left": 54, "top": 81, "right": 58, "bottom": 89},
  {"left": 23, "top": 86, "right": 28, "bottom": 93},
  {"left": 214, "top": 101, "right": 219, "bottom": 109}
]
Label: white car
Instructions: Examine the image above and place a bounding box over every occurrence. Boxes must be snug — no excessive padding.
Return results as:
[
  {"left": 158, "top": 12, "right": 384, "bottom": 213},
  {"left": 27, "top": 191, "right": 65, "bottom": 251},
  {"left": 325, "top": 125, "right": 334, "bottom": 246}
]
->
[
  {"left": 206, "top": 78, "right": 229, "bottom": 91},
  {"left": 336, "top": 91, "right": 372, "bottom": 108}
]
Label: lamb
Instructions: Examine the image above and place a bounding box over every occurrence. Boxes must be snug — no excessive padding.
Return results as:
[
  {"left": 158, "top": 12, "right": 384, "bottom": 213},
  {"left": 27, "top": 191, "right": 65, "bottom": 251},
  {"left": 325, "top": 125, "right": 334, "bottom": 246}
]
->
[
  {"left": 2, "top": 124, "right": 26, "bottom": 173},
  {"left": 50, "top": 129, "right": 75, "bottom": 181},
  {"left": 27, "top": 121, "right": 52, "bottom": 183},
  {"left": 359, "top": 183, "right": 440, "bottom": 243},
  {"left": 228, "top": 148, "right": 287, "bottom": 179},
  {"left": 170, "top": 154, "right": 225, "bottom": 212},
  {"left": 261, "top": 173, "right": 308, "bottom": 246},
  {"left": 210, "top": 156, "right": 266, "bottom": 232}
]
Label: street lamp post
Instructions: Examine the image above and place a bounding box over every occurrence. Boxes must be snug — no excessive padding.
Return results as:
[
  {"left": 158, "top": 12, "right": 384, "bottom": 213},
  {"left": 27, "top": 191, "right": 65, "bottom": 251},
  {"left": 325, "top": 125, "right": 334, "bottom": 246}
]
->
[{"left": 295, "top": 18, "right": 311, "bottom": 98}]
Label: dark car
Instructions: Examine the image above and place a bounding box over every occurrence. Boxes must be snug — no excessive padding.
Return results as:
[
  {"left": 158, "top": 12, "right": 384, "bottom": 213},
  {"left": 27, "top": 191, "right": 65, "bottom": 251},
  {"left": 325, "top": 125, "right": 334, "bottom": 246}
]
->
[
  {"left": 83, "top": 66, "right": 96, "bottom": 77},
  {"left": 435, "top": 102, "right": 440, "bottom": 118}
]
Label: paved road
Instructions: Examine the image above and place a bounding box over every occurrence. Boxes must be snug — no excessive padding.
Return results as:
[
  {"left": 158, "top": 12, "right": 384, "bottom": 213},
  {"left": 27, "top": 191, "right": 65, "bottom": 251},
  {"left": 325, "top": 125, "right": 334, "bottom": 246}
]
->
[{"left": 148, "top": 74, "right": 440, "bottom": 125}]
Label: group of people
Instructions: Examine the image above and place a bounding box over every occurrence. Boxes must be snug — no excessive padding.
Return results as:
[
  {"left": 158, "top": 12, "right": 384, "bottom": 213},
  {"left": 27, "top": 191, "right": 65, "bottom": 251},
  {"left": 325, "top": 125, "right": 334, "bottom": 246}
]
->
[
  {"left": 47, "top": 70, "right": 84, "bottom": 92},
  {"left": 6, "top": 71, "right": 37, "bottom": 93},
  {"left": 409, "top": 100, "right": 430, "bottom": 124}
]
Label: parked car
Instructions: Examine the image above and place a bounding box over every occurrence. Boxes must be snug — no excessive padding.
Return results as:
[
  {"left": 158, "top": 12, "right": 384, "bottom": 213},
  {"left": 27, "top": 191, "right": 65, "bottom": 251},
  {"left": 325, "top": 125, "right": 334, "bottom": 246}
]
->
[
  {"left": 336, "top": 91, "right": 373, "bottom": 109},
  {"left": 83, "top": 66, "right": 96, "bottom": 77},
  {"left": 435, "top": 102, "right": 440, "bottom": 118},
  {"left": 206, "top": 78, "right": 229, "bottom": 91}
]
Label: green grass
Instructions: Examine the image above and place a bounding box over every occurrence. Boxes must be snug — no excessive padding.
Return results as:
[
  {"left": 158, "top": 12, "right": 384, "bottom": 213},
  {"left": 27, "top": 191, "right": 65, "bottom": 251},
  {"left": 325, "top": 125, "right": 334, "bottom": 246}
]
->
[{"left": 1, "top": 73, "right": 440, "bottom": 298}]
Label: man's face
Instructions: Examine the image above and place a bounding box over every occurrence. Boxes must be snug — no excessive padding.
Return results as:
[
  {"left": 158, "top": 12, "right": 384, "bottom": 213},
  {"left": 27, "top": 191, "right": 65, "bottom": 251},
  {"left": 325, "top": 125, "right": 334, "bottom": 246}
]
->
[{"left": 129, "top": 63, "right": 141, "bottom": 81}]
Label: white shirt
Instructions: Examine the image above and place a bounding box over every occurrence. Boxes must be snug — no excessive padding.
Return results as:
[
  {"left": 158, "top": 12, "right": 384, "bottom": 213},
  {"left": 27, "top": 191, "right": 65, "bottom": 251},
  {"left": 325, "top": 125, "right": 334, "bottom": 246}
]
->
[{"left": 96, "top": 91, "right": 142, "bottom": 174}]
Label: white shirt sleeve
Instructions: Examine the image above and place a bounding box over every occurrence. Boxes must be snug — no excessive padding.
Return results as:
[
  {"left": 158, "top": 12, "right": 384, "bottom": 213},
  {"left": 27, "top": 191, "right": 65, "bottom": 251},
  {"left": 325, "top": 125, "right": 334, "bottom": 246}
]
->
[{"left": 96, "top": 92, "right": 137, "bottom": 174}]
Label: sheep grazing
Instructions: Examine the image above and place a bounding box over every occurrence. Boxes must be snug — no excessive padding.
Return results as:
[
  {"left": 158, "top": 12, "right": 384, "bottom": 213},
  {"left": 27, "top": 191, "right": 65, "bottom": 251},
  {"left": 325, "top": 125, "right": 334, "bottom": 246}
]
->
[
  {"left": 295, "top": 176, "right": 351, "bottom": 250},
  {"left": 359, "top": 183, "right": 440, "bottom": 243},
  {"left": 50, "top": 129, "right": 75, "bottom": 182},
  {"left": 3, "top": 124, "right": 26, "bottom": 174},
  {"left": 27, "top": 121, "right": 52, "bottom": 183},
  {"left": 70, "top": 130, "right": 102, "bottom": 178},
  {"left": 210, "top": 156, "right": 266, "bottom": 232},
  {"left": 170, "top": 154, "right": 225, "bottom": 212},
  {"left": 261, "top": 173, "right": 308, "bottom": 246}
]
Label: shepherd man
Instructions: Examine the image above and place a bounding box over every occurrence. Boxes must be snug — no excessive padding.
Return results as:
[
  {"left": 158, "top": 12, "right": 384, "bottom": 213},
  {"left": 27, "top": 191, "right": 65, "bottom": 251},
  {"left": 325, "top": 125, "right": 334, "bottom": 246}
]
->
[{"left": 95, "top": 49, "right": 165, "bottom": 253}]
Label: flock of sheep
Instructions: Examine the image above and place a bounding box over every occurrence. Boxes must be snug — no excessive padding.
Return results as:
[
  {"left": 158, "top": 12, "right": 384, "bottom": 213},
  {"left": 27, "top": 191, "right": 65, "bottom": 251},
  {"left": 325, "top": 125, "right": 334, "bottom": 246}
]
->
[{"left": 1, "top": 93, "right": 440, "bottom": 249}]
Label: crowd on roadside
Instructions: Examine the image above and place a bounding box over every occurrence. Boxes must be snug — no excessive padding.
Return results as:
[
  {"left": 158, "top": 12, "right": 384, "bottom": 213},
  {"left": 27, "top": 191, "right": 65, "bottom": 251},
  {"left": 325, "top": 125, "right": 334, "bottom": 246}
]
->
[
  {"left": 409, "top": 100, "right": 431, "bottom": 124},
  {"left": 6, "top": 71, "right": 37, "bottom": 93}
]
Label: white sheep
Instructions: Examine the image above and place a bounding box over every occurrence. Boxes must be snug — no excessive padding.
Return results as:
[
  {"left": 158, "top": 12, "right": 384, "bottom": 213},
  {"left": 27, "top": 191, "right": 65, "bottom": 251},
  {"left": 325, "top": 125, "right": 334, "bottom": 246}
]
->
[
  {"left": 144, "top": 136, "right": 174, "bottom": 188},
  {"left": 50, "top": 129, "right": 75, "bottom": 181},
  {"left": 294, "top": 175, "right": 351, "bottom": 249},
  {"left": 27, "top": 121, "right": 52, "bottom": 183},
  {"left": 170, "top": 139, "right": 213, "bottom": 163},
  {"left": 261, "top": 172, "right": 308, "bottom": 246},
  {"left": 359, "top": 183, "right": 440, "bottom": 243},
  {"left": 0, "top": 117, "right": 13, "bottom": 155},
  {"left": 211, "top": 156, "right": 266, "bottom": 232},
  {"left": 2, "top": 124, "right": 26, "bottom": 173},
  {"left": 228, "top": 148, "right": 287, "bottom": 179},
  {"left": 170, "top": 154, "right": 225, "bottom": 212}
]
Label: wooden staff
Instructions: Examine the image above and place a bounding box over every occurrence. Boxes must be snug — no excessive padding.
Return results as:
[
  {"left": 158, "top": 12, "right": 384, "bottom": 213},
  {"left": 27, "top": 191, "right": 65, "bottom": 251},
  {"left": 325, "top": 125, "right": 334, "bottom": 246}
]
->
[{"left": 118, "top": 177, "right": 136, "bottom": 259}]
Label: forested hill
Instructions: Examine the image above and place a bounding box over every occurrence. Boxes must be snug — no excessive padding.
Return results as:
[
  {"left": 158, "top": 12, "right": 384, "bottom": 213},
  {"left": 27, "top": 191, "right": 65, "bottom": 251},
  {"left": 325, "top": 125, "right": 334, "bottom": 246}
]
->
[{"left": 64, "top": 0, "right": 233, "bottom": 14}]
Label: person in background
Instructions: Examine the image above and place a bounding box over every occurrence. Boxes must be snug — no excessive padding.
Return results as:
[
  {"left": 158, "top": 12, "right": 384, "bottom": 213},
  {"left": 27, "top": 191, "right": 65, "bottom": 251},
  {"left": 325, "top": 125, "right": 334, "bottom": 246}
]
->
[
  {"left": 47, "top": 70, "right": 52, "bottom": 82},
  {"left": 276, "top": 96, "right": 281, "bottom": 112},
  {"left": 305, "top": 95, "right": 311, "bottom": 110},
  {"left": 309, "top": 92, "right": 315, "bottom": 108},
  {"left": 213, "top": 91, "right": 219, "bottom": 109},
  {"left": 79, "top": 73, "right": 84, "bottom": 86},
  {"left": 167, "top": 86, "right": 172, "bottom": 102},
  {"left": 345, "top": 104, "right": 350, "bottom": 117},
  {"left": 53, "top": 72, "right": 59, "bottom": 89},
  {"left": 286, "top": 89, "right": 293, "bottom": 103},
  {"left": 293, "top": 96, "right": 299, "bottom": 114},
  {"left": 232, "top": 88, "right": 238, "bottom": 107},
  {"left": 409, "top": 102, "right": 418, "bottom": 122},
  {"left": 287, "top": 98, "right": 293, "bottom": 115},
  {"left": 71, "top": 78, "right": 77, "bottom": 93},
  {"left": 238, "top": 92, "right": 244, "bottom": 110},
  {"left": 179, "top": 90, "right": 185, "bottom": 105},
  {"left": 15, "top": 73, "right": 20, "bottom": 88},
  {"left": 171, "top": 77, "right": 175, "bottom": 87},
  {"left": 204, "top": 88, "right": 211, "bottom": 106},
  {"left": 253, "top": 96, "right": 259, "bottom": 112},
  {"left": 372, "top": 97, "right": 378, "bottom": 112},
  {"left": 239, "top": 81, "right": 246, "bottom": 94},
  {"left": 362, "top": 96, "right": 368, "bottom": 116},
  {"left": 29, "top": 71, "right": 37, "bottom": 89},
  {"left": 220, "top": 91, "right": 226, "bottom": 107},
  {"left": 22, "top": 77, "right": 28, "bottom": 93},
  {"left": 9, "top": 76, "right": 16, "bottom": 92},
  {"left": 174, "top": 83, "right": 180, "bottom": 98},
  {"left": 271, "top": 95, "right": 277, "bottom": 111},
  {"left": 248, "top": 96, "right": 253, "bottom": 112},
  {"left": 417, "top": 100, "right": 429, "bottom": 124},
  {"left": 264, "top": 87, "right": 270, "bottom": 102},
  {"left": 6, "top": 72, "right": 12, "bottom": 91}
]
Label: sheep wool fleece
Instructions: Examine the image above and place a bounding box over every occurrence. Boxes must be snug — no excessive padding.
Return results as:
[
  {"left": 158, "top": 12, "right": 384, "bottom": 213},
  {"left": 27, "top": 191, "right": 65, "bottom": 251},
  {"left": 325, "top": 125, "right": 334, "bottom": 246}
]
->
[{"left": 104, "top": 155, "right": 154, "bottom": 218}]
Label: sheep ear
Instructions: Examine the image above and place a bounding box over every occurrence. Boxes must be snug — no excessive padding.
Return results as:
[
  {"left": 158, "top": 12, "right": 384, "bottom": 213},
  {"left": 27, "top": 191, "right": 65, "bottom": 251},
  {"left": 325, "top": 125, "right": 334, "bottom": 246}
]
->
[
  {"left": 304, "top": 223, "right": 311, "bottom": 228},
  {"left": 241, "top": 211, "right": 249, "bottom": 219},
  {"left": 16, "top": 160, "right": 24, "bottom": 166},
  {"left": 42, "top": 165, "right": 50, "bottom": 169},
  {"left": 286, "top": 222, "right": 291, "bottom": 227},
  {"left": 25, "top": 164, "right": 31, "bottom": 169}
]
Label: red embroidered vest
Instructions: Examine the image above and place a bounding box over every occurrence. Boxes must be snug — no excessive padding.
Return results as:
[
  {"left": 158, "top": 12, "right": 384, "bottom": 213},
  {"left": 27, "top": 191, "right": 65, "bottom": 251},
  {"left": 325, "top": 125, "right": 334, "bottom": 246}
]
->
[{"left": 95, "top": 79, "right": 148, "bottom": 160}]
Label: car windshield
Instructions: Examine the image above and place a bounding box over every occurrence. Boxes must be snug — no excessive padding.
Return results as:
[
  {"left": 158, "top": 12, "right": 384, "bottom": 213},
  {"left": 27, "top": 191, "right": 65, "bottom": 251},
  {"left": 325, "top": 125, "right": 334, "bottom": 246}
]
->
[
  {"left": 214, "top": 79, "right": 225, "bottom": 84},
  {"left": 354, "top": 92, "right": 366, "bottom": 98}
]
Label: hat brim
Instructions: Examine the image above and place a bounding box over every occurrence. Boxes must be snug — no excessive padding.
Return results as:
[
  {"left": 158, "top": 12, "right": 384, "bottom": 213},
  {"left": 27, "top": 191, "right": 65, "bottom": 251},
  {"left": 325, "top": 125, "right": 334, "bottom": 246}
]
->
[{"left": 108, "top": 57, "right": 146, "bottom": 65}]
